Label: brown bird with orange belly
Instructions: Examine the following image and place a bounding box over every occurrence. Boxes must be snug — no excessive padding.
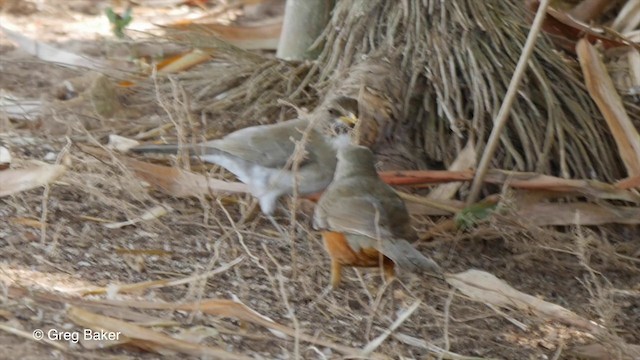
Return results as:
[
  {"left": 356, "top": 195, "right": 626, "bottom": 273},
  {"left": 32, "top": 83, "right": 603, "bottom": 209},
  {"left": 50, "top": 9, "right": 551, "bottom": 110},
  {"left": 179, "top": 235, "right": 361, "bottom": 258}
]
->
[{"left": 313, "top": 143, "right": 443, "bottom": 288}]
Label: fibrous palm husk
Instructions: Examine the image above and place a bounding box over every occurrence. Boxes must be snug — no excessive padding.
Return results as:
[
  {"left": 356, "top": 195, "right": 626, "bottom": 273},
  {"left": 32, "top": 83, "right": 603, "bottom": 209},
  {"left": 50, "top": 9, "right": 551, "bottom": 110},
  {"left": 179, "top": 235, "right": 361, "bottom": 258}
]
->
[{"left": 133, "top": 0, "right": 640, "bottom": 182}]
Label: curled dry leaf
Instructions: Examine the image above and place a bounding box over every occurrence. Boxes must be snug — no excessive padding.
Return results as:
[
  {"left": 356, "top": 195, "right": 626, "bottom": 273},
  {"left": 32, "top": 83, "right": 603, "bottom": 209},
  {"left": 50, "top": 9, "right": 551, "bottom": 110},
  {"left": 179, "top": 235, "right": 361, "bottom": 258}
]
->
[
  {"left": 123, "top": 156, "right": 249, "bottom": 197},
  {"left": 577, "top": 38, "right": 640, "bottom": 177},
  {"left": 446, "top": 269, "right": 602, "bottom": 333},
  {"left": 67, "top": 307, "right": 251, "bottom": 359},
  {"left": 155, "top": 49, "right": 212, "bottom": 73},
  {"left": 0, "top": 164, "right": 66, "bottom": 197},
  {"left": 526, "top": 0, "right": 637, "bottom": 52},
  {"left": 107, "top": 135, "right": 140, "bottom": 153}
]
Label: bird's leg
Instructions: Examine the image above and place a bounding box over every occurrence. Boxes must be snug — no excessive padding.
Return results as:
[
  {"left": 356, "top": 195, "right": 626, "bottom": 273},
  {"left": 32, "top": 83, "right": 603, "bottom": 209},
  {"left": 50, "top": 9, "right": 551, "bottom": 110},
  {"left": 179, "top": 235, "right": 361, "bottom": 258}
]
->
[
  {"left": 237, "top": 198, "right": 260, "bottom": 225},
  {"left": 266, "top": 214, "right": 288, "bottom": 238},
  {"left": 256, "top": 190, "right": 290, "bottom": 238},
  {"left": 330, "top": 259, "right": 343, "bottom": 289},
  {"left": 383, "top": 262, "right": 396, "bottom": 283}
]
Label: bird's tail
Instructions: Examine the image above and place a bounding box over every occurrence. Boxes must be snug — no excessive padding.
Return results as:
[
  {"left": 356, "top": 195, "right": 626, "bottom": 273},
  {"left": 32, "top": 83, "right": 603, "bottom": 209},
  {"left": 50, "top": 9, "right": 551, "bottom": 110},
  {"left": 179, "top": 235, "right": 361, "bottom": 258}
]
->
[
  {"left": 129, "top": 144, "right": 186, "bottom": 155},
  {"left": 131, "top": 143, "right": 254, "bottom": 184},
  {"left": 382, "top": 239, "right": 443, "bottom": 278}
]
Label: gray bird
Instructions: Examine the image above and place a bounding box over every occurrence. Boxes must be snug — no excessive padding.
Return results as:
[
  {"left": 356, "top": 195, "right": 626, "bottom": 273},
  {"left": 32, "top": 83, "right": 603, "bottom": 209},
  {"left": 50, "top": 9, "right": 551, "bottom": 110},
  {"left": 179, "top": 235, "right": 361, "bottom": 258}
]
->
[
  {"left": 131, "top": 117, "right": 351, "bottom": 215},
  {"left": 313, "top": 144, "right": 442, "bottom": 288}
]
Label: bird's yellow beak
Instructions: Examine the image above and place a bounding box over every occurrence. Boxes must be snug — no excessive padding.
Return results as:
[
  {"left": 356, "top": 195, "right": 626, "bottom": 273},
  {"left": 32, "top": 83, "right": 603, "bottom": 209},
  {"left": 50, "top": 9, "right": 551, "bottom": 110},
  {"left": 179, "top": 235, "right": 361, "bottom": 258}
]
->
[{"left": 337, "top": 112, "right": 358, "bottom": 128}]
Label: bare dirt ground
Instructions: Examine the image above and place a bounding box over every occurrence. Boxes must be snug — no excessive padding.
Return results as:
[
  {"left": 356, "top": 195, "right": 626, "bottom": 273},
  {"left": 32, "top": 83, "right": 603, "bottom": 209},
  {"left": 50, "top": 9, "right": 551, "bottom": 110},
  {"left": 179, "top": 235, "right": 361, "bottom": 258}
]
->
[{"left": 1, "top": 1, "right": 639, "bottom": 359}]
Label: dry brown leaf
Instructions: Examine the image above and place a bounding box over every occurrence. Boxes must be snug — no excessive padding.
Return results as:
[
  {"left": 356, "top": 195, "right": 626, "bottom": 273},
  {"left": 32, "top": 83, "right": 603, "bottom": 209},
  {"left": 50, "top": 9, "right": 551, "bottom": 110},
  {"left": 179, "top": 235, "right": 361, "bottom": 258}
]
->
[
  {"left": 616, "top": 175, "right": 640, "bottom": 189},
  {"left": 123, "top": 157, "right": 248, "bottom": 197},
  {"left": 92, "top": 298, "right": 377, "bottom": 358},
  {"left": 6, "top": 286, "right": 382, "bottom": 359},
  {"left": 527, "top": 0, "right": 637, "bottom": 52},
  {"left": 165, "top": 20, "right": 282, "bottom": 50},
  {"left": 156, "top": 49, "right": 212, "bottom": 73},
  {"left": 447, "top": 270, "right": 601, "bottom": 332},
  {"left": 577, "top": 38, "right": 640, "bottom": 177},
  {"left": 428, "top": 139, "right": 476, "bottom": 200},
  {"left": 0, "top": 24, "right": 107, "bottom": 70},
  {"left": 569, "top": 342, "right": 640, "bottom": 360},
  {"left": 0, "top": 164, "right": 66, "bottom": 197},
  {"left": 174, "top": 299, "right": 381, "bottom": 358},
  {"left": 81, "top": 256, "right": 243, "bottom": 296},
  {"left": 77, "top": 143, "right": 248, "bottom": 199},
  {"left": 517, "top": 202, "right": 640, "bottom": 226},
  {"left": 380, "top": 169, "right": 640, "bottom": 203},
  {"left": 9, "top": 217, "right": 45, "bottom": 228},
  {"left": 568, "top": 0, "right": 615, "bottom": 22},
  {"left": 67, "top": 307, "right": 250, "bottom": 359}
]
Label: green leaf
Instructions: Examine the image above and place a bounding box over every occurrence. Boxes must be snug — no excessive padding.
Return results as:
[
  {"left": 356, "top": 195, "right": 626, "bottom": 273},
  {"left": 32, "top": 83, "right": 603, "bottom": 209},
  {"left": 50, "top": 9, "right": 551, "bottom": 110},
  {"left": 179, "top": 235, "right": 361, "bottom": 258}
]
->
[
  {"left": 454, "top": 201, "right": 498, "bottom": 230},
  {"left": 105, "top": 6, "right": 133, "bottom": 39}
]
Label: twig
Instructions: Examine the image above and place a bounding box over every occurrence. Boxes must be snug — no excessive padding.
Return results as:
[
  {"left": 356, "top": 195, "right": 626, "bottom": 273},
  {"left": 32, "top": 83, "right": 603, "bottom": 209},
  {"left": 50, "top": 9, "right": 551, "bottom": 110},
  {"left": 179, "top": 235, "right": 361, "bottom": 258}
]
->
[
  {"left": 392, "top": 332, "right": 493, "bottom": 359},
  {"left": 262, "top": 244, "right": 301, "bottom": 360},
  {"left": 277, "top": 99, "right": 316, "bottom": 280},
  {"left": 550, "top": 342, "right": 564, "bottom": 360},
  {"left": 40, "top": 130, "right": 69, "bottom": 250},
  {"left": 362, "top": 300, "right": 421, "bottom": 355},
  {"left": 467, "top": 0, "right": 551, "bottom": 205},
  {"left": 439, "top": 288, "right": 456, "bottom": 360}
]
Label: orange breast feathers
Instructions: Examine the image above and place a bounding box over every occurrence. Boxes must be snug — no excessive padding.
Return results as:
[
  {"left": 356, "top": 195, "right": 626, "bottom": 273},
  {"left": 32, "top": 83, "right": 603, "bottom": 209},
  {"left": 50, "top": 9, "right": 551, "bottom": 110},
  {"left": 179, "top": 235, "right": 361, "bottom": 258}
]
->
[
  {"left": 321, "top": 231, "right": 395, "bottom": 287},
  {"left": 320, "top": 231, "right": 389, "bottom": 267}
]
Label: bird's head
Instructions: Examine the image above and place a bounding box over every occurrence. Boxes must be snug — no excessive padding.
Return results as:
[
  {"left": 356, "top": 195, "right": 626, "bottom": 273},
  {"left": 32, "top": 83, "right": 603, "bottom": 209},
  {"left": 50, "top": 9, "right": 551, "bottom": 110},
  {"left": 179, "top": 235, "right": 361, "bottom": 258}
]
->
[{"left": 334, "top": 144, "right": 378, "bottom": 179}]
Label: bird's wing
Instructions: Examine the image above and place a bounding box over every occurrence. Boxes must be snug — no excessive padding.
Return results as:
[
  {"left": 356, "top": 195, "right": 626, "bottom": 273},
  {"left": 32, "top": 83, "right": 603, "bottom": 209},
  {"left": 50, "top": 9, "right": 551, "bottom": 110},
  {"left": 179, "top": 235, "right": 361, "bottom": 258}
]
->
[
  {"left": 316, "top": 188, "right": 394, "bottom": 240},
  {"left": 369, "top": 184, "right": 418, "bottom": 240},
  {"left": 200, "top": 122, "right": 316, "bottom": 169}
]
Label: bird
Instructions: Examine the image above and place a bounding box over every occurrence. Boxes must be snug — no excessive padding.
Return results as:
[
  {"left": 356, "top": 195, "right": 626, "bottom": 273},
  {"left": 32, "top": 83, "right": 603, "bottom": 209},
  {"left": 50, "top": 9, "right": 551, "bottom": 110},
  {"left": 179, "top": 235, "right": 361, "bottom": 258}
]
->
[
  {"left": 130, "top": 116, "right": 352, "bottom": 216},
  {"left": 313, "top": 144, "right": 442, "bottom": 288}
]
